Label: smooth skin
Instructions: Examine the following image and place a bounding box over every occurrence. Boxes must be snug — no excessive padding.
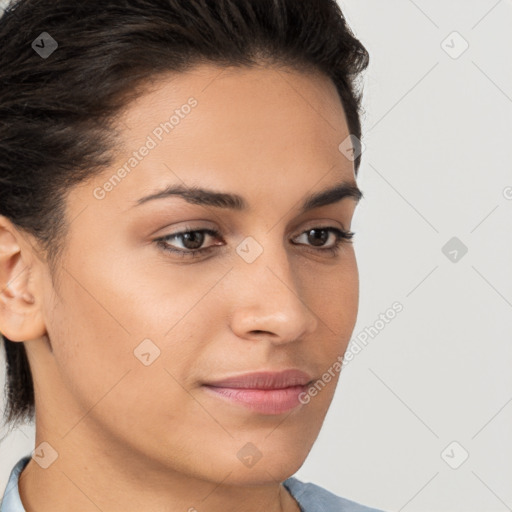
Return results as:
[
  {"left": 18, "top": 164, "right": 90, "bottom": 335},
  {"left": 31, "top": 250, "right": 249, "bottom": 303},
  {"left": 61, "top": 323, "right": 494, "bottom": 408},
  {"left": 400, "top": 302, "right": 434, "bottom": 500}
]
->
[{"left": 0, "top": 63, "right": 361, "bottom": 512}]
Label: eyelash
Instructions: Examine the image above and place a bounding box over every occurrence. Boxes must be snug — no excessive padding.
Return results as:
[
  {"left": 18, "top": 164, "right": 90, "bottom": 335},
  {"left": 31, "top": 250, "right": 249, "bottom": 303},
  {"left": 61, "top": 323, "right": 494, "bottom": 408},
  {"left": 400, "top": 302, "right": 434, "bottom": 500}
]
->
[{"left": 155, "top": 226, "right": 355, "bottom": 259}]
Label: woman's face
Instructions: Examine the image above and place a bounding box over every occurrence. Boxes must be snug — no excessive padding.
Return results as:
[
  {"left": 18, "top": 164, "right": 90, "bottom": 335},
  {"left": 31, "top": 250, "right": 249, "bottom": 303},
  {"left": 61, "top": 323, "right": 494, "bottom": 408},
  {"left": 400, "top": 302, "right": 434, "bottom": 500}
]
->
[{"left": 28, "top": 63, "right": 361, "bottom": 484}]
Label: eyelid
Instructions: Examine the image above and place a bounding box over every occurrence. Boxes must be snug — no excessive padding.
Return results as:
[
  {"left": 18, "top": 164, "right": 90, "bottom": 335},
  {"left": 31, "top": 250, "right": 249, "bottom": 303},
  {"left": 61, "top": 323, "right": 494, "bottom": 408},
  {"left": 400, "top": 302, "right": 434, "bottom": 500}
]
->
[
  {"left": 159, "top": 220, "right": 348, "bottom": 243},
  {"left": 293, "top": 219, "right": 349, "bottom": 235},
  {"left": 155, "top": 223, "right": 354, "bottom": 260}
]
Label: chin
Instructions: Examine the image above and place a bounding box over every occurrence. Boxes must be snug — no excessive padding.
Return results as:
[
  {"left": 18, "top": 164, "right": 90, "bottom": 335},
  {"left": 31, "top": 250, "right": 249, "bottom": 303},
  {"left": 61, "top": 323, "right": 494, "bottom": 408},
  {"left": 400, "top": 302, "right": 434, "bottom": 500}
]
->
[{"left": 214, "top": 450, "right": 306, "bottom": 487}]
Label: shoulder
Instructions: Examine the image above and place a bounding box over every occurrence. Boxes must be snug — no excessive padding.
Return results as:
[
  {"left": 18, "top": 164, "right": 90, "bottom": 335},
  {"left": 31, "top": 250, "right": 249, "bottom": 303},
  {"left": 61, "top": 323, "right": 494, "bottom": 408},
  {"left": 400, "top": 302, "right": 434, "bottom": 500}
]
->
[
  {"left": 0, "top": 455, "right": 31, "bottom": 512},
  {"left": 283, "top": 476, "right": 387, "bottom": 512}
]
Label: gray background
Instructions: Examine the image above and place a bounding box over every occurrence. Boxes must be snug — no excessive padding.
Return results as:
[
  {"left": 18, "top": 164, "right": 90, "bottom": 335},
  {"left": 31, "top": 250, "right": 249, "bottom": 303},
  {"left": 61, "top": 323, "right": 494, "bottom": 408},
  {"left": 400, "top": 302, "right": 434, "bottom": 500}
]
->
[{"left": 1, "top": 1, "right": 511, "bottom": 511}]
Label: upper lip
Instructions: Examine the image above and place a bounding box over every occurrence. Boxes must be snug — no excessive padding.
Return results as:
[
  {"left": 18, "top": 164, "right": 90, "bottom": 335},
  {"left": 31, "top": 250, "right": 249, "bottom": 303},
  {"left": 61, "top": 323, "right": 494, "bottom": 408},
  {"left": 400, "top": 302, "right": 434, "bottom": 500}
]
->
[{"left": 202, "top": 369, "right": 314, "bottom": 389}]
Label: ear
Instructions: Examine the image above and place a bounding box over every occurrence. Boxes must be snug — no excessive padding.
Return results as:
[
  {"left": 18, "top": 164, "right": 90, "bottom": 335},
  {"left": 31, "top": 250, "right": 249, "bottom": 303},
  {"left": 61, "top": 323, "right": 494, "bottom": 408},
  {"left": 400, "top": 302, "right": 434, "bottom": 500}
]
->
[{"left": 0, "top": 215, "right": 47, "bottom": 342}]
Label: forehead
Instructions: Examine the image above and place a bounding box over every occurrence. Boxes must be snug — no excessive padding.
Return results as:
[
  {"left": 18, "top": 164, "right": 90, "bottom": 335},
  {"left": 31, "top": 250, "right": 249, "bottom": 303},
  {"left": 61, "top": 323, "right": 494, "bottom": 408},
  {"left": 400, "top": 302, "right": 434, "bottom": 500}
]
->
[
  {"left": 119, "top": 62, "right": 351, "bottom": 157},
  {"left": 72, "top": 63, "right": 356, "bottom": 221}
]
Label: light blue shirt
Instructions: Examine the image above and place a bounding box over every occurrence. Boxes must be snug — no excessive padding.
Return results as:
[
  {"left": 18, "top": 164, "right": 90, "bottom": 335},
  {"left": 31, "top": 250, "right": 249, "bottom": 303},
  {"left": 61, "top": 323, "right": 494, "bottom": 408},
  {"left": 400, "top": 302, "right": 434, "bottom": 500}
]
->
[{"left": 1, "top": 455, "right": 386, "bottom": 512}]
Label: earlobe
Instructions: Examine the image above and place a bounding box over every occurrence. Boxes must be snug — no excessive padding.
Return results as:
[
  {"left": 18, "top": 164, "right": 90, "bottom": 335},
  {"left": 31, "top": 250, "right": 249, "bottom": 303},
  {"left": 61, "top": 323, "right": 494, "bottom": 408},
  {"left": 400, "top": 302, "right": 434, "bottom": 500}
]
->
[{"left": 0, "top": 217, "right": 47, "bottom": 342}]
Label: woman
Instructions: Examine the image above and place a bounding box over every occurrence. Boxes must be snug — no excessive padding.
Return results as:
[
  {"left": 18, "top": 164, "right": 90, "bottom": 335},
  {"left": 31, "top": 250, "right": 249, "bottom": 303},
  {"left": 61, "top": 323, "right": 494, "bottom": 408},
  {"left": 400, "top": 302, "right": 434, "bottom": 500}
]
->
[{"left": 0, "top": 0, "right": 385, "bottom": 510}]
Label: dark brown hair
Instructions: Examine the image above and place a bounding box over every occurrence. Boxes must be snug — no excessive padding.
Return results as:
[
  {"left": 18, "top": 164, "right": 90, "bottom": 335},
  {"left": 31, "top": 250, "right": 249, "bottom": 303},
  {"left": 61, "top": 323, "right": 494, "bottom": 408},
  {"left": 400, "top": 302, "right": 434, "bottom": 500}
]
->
[{"left": 0, "top": 0, "right": 369, "bottom": 429}]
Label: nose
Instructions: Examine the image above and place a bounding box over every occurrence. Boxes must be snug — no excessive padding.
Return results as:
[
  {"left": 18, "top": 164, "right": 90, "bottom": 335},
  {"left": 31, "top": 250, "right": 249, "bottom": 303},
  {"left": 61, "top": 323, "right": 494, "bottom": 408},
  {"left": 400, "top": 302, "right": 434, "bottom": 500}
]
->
[{"left": 229, "top": 243, "right": 319, "bottom": 345}]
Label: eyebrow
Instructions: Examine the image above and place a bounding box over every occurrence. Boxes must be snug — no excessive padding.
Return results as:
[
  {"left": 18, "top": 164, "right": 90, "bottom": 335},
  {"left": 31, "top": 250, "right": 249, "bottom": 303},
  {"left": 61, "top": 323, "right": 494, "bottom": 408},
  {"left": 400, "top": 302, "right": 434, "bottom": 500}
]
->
[{"left": 134, "top": 180, "right": 363, "bottom": 214}]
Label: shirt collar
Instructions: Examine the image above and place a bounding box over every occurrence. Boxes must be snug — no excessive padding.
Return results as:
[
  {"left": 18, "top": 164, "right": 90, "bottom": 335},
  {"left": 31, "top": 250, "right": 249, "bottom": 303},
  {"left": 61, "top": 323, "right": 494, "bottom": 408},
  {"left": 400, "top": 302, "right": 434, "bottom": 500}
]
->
[{"left": 0, "top": 455, "right": 30, "bottom": 512}]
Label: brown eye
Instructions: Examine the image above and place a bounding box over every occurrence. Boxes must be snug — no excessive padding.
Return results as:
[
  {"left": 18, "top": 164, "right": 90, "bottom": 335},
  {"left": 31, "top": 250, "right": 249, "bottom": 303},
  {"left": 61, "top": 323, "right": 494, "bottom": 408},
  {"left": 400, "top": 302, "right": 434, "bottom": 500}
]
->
[
  {"left": 176, "top": 231, "right": 206, "bottom": 250},
  {"left": 155, "top": 228, "right": 222, "bottom": 258},
  {"left": 305, "top": 228, "right": 330, "bottom": 247},
  {"left": 293, "top": 227, "right": 354, "bottom": 251}
]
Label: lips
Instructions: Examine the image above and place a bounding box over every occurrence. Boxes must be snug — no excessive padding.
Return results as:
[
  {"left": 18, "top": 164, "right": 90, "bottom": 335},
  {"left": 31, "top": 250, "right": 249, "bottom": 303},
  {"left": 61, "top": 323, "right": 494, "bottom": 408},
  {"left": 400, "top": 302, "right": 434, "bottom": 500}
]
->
[
  {"left": 201, "top": 369, "right": 314, "bottom": 415},
  {"left": 201, "top": 369, "right": 315, "bottom": 414},
  {"left": 202, "top": 369, "right": 314, "bottom": 390}
]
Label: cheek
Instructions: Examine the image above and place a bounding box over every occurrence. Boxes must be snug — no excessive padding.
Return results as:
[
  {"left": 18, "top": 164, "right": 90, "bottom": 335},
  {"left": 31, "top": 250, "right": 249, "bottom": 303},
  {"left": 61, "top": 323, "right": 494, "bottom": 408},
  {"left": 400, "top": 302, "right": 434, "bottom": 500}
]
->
[
  {"left": 43, "top": 274, "right": 236, "bottom": 468},
  {"left": 45, "top": 252, "right": 214, "bottom": 410},
  {"left": 44, "top": 283, "right": 134, "bottom": 416},
  {"left": 302, "top": 250, "right": 359, "bottom": 331},
  {"left": 44, "top": 274, "right": 209, "bottom": 448},
  {"left": 296, "top": 253, "right": 359, "bottom": 386}
]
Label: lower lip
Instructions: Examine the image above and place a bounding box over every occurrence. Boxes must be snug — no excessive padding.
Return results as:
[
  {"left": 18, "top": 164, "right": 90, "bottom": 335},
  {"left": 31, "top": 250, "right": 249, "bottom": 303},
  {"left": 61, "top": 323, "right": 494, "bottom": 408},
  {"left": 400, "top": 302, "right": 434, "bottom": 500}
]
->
[{"left": 202, "top": 385, "right": 308, "bottom": 415}]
